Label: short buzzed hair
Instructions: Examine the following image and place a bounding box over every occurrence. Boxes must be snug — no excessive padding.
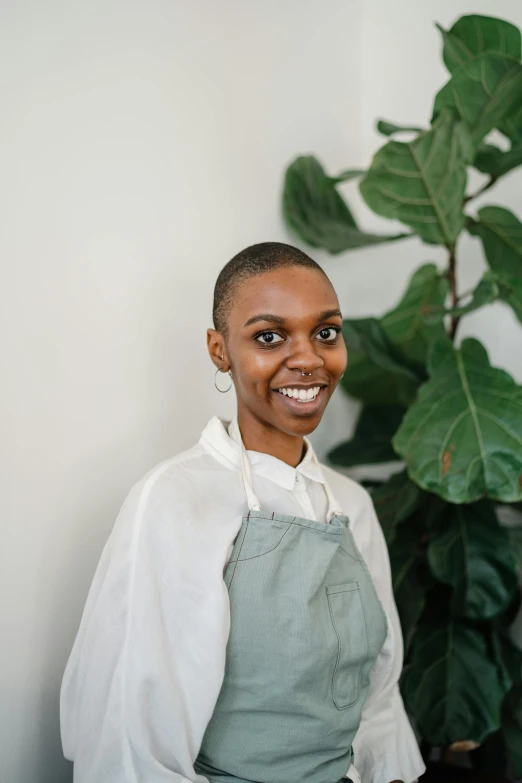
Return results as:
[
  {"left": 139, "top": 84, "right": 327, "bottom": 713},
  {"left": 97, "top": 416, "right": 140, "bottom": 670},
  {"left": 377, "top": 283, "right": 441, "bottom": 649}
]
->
[{"left": 212, "top": 241, "right": 326, "bottom": 337}]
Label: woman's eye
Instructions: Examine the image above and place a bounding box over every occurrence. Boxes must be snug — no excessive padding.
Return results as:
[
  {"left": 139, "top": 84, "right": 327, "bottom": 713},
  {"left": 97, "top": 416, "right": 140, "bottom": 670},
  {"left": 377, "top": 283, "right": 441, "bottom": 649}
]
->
[
  {"left": 317, "top": 327, "right": 340, "bottom": 341},
  {"left": 256, "top": 331, "right": 284, "bottom": 345}
]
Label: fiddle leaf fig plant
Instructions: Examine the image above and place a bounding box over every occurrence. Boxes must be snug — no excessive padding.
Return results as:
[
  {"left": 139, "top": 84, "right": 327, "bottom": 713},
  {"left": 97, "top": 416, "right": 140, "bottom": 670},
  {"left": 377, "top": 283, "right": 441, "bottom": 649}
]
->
[{"left": 281, "top": 13, "right": 522, "bottom": 777}]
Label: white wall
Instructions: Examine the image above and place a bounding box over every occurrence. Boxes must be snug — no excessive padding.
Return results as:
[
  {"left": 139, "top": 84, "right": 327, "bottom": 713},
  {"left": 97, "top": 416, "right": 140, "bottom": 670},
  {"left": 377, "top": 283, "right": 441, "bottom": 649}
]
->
[
  {"left": 2, "top": 2, "right": 522, "bottom": 782},
  {"left": 0, "top": 2, "right": 361, "bottom": 781}
]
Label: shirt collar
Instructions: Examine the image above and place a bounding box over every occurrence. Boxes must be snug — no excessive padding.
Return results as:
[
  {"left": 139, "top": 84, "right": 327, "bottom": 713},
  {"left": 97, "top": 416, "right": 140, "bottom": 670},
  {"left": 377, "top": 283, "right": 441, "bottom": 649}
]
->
[{"left": 199, "top": 414, "right": 325, "bottom": 491}]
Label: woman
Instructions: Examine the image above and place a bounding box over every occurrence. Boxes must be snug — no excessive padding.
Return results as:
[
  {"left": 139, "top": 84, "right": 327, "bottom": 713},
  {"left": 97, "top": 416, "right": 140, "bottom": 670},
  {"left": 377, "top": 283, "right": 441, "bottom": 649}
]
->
[{"left": 60, "top": 242, "right": 425, "bottom": 783}]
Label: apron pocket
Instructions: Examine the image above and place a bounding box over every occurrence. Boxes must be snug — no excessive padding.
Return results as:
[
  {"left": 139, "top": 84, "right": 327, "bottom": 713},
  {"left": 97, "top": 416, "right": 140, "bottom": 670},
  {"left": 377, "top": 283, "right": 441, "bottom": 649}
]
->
[{"left": 326, "top": 582, "right": 369, "bottom": 709}]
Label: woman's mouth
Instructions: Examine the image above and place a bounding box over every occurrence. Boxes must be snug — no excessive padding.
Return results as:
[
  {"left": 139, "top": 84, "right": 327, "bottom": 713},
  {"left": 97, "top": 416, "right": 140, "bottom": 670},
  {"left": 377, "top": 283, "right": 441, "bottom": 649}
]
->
[
  {"left": 272, "top": 385, "right": 326, "bottom": 413},
  {"left": 278, "top": 386, "right": 321, "bottom": 402}
]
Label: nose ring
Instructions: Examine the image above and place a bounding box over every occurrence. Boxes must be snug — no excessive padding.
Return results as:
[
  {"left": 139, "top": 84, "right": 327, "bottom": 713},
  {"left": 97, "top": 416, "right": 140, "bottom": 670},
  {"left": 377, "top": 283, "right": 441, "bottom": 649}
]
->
[{"left": 301, "top": 370, "right": 312, "bottom": 376}]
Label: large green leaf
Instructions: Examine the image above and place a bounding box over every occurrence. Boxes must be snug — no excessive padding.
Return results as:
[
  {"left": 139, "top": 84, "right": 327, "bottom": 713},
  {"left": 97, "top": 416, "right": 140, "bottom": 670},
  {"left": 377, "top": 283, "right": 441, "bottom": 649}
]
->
[
  {"left": 371, "top": 469, "right": 424, "bottom": 544},
  {"left": 393, "top": 338, "right": 522, "bottom": 503},
  {"left": 493, "top": 273, "right": 522, "bottom": 324},
  {"left": 372, "top": 473, "right": 429, "bottom": 654},
  {"left": 432, "top": 53, "right": 522, "bottom": 147},
  {"left": 282, "top": 155, "right": 408, "bottom": 253},
  {"left": 454, "top": 272, "right": 522, "bottom": 325},
  {"left": 496, "top": 633, "right": 522, "bottom": 777},
  {"left": 327, "top": 168, "right": 366, "bottom": 185},
  {"left": 473, "top": 142, "right": 522, "bottom": 178},
  {"left": 342, "top": 318, "right": 424, "bottom": 382},
  {"left": 437, "top": 15, "right": 521, "bottom": 74},
  {"left": 496, "top": 630, "right": 522, "bottom": 688},
  {"left": 508, "top": 526, "right": 522, "bottom": 569},
  {"left": 340, "top": 354, "right": 418, "bottom": 407},
  {"left": 402, "top": 621, "right": 511, "bottom": 745},
  {"left": 389, "top": 520, "right": 427, "bottom": 655},
  {"left": 468, "top": 209, "right": 522, "bottom": 322},
  {"left": 376, "top": 120, "right": 423, "bottom": 137},
  {"left": 381, "top": 264, "right": 449, "bottom": 363},
  {"left": 327, "top": 404, "right": 404, "bottom": 468},
  {"left": 427, "top": 500, "right": 518, "bottom": 619},
  {"left": 340, "top": 318, "right": 426, "bottom": 406},
  {"left": 341, "top": 265, "right": 448, "bottom": 405},
  {"left": 360, "top": 109, "right": 471, "bottom": 246},
  {"left": 490, "top": 630, "right": 515, "bottom": 695},
  {"left": 468, "top": 206, "right": 522, "bottom": 279},
  {"left": 501, "top": 103, "right": 522, "bottom": 143},
  {"left": 444, "top": 272, "right": 500, "bottom": 317}
]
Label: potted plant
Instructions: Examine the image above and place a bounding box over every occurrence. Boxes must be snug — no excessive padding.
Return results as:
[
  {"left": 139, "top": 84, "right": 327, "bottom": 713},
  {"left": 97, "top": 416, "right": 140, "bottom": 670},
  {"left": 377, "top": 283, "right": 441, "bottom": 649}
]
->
[{"left": 281, "top": 13, "right": 522, "bottom": 778}]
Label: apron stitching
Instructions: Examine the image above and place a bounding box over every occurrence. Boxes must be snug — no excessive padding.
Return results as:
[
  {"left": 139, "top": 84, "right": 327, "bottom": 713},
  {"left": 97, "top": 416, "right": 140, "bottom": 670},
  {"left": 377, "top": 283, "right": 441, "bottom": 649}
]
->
[
  {"left": 228, "top": 525, "right": 291, "bottom": 563},
  {"left": 228, "top": 517, "right": 250, "bottom": 590},
  {"left": 290, "top": 519, "right": 342, "bottom": 534},
  {"left": 327, "top": 587, "right": 370, "bottom": 710},
  {"left": 339, "top": 544, "right": 362, "bottom": 563},
  {"left": 245, "top": 512, "right": 343, "bottom": 536}
]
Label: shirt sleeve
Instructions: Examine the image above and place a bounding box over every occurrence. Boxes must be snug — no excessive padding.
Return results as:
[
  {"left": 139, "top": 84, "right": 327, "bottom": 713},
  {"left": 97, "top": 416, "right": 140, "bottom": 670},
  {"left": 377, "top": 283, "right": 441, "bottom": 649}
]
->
[
  {"left": 60, "top": 474, "right": 232, "bottom": 783},
  {"left": 351, "top": 495, "right": 426, "bottom": 783}
]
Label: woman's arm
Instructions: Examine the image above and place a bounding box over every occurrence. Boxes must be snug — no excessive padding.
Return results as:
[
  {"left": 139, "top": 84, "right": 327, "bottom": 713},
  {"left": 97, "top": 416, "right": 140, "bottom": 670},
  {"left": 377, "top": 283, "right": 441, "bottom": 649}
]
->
[
  {"left": 60, "top": 476, "right": 231, "bottom": 782},
  {"left": 351, "top": 494, "right": 426, "bottom": 783}
]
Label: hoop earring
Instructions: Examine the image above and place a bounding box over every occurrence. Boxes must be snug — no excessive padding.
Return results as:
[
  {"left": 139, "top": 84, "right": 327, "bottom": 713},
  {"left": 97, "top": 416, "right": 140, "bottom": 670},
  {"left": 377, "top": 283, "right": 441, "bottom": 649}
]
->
[{"left": 215, "top": 367, "right": 232, "bottom": 393}]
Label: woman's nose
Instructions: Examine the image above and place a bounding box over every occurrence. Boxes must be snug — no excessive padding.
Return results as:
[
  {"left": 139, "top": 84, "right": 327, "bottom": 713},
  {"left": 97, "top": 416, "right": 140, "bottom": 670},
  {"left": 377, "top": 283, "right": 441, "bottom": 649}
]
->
[{"left": 286, "top": 341, "right": 324, "bottom": 373}]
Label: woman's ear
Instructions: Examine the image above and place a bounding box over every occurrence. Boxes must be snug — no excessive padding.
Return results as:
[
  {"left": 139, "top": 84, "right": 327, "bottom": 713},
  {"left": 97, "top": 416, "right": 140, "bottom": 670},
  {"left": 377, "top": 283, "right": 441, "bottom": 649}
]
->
[{"left": 206, "top": 328, "right": 227, "bottom": 370}]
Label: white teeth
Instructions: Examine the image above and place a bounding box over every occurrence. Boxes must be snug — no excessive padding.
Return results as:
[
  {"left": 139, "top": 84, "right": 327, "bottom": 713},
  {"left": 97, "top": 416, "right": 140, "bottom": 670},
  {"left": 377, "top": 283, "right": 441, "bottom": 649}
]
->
[{"left": 277, "top": 386, "right": 321, "bottom": 402}]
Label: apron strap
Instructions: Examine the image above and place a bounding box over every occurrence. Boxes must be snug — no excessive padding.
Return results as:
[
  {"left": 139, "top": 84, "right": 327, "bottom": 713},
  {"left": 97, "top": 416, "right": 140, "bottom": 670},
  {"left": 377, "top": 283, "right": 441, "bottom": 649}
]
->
[
  {"left": 240, "top": 439, "right": 262, "bottom": 512},
  {"left": 238, "top": 430, "right": 343, "bottom": 523}
]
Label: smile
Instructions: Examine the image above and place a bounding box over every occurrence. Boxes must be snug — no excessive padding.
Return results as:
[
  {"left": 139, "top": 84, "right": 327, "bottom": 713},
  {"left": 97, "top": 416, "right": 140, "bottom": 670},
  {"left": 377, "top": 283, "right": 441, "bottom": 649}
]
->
[{"left": 277, "top": 386, "right": 322, "bottom": 402}]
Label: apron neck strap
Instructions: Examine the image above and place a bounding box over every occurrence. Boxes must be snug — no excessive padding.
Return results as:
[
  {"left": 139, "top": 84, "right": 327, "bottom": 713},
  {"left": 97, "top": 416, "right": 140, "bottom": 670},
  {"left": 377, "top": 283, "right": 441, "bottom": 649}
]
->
[
  {"left": 238, "top": 431, "right": 343, "bottom": 523},
  {"left": 240, "top": 439, "right": 262, "bottom": 512}
]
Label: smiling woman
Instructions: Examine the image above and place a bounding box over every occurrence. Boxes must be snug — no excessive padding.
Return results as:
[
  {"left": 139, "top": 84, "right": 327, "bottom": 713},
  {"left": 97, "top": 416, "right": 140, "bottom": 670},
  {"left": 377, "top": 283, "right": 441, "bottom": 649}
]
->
[
  {"left": 207, "top": 244, "right": 348, "bottom": 464},
  {"left": 59, "top": 242, "right": 425, "bottom": 783}
]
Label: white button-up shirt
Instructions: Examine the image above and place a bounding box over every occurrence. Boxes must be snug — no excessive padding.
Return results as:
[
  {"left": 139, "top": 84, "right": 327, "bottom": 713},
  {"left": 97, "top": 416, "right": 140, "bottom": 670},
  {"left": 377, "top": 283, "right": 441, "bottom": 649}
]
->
[{"left": 60, "top": 415, "right": 425, "bottom": 783}]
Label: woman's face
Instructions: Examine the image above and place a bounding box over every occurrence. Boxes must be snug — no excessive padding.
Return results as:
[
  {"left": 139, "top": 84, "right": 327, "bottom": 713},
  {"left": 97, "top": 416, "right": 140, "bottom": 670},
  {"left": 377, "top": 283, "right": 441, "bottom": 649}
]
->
[{"left": 220, "top": 265, "right": 348, "bottom": 438}]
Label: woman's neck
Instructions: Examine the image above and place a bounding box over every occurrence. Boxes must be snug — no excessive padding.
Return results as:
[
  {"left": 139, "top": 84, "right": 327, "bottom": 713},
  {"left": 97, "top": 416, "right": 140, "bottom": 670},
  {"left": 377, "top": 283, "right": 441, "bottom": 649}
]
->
[{"left": 236, "top": 410, "right": 306, "bottom": 468}]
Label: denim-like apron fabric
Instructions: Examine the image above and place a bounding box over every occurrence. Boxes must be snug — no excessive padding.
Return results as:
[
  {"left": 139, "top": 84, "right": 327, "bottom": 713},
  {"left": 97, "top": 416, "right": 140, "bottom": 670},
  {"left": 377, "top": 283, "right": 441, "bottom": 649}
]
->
[{"left": 194, "top": 439, "right": 388, "bottom": 783}]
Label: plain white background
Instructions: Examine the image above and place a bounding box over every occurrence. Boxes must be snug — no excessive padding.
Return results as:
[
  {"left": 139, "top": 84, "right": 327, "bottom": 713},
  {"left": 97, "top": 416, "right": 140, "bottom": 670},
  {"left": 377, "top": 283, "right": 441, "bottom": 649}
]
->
[{"left": 1, "top": 2, "right": 521, "bottom": 781}]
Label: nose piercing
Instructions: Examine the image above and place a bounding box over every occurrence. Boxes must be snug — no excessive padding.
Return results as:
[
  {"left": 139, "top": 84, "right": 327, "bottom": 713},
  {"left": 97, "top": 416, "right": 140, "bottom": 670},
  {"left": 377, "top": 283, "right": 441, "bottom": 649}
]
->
[{"left": 301, "top": 370, "right": 312, "bottom": 376}]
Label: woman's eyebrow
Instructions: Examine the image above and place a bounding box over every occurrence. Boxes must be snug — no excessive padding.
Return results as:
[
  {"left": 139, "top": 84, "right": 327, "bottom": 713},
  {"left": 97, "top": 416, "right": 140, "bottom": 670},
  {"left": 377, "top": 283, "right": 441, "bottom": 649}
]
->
[
  {"left": 243, "top": 313, "right": 285, "bottom": 327},
  {"left": 317, "top": 308, "right": 343, "bottom": 321},
  {"left": 243, "top": 309, "right": 342, "bottom": 328}
]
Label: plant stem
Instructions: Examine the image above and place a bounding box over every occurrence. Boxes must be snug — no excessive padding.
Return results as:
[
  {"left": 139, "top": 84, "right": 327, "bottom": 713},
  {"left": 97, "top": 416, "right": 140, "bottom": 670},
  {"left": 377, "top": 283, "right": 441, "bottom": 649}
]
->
[
  {"left": 463, "top": 176, "right": 497, "bottom": 204},
  {"left": 448, "top": 248, "right": 460, "bottom": 340}
]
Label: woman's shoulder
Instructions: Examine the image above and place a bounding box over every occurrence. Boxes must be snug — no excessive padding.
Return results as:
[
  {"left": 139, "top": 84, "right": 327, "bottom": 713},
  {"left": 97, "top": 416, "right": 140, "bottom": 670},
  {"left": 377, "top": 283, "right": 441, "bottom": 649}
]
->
[
  {"left": 131, "top": 439, "right": 228, "bottom": 516},
  {"left": 108, "top": 437, "right": 232, "bottom": 547}
]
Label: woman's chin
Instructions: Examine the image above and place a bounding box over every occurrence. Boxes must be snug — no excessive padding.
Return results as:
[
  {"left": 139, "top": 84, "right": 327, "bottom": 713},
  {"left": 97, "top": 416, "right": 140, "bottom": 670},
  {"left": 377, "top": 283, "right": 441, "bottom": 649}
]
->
[{"left": 270, "top": 387, "right": 329, "bottom": 433}]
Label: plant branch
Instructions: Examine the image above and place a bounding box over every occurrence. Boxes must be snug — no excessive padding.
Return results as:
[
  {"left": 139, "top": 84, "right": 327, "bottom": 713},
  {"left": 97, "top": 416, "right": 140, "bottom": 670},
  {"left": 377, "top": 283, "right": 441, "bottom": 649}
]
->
[
  {"left": 463, "top": 176, "right": 497, "bottom": 204},
  {"left": 448, "top": 247, "right": 460, "bottom": 340}
]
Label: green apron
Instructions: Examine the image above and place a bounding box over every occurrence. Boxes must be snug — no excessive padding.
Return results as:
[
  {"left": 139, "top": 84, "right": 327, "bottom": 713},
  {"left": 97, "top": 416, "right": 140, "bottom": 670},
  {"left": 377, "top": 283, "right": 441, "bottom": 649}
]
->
[{"left": 195, "top": 436, "right": 388, "bottom": 783}]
